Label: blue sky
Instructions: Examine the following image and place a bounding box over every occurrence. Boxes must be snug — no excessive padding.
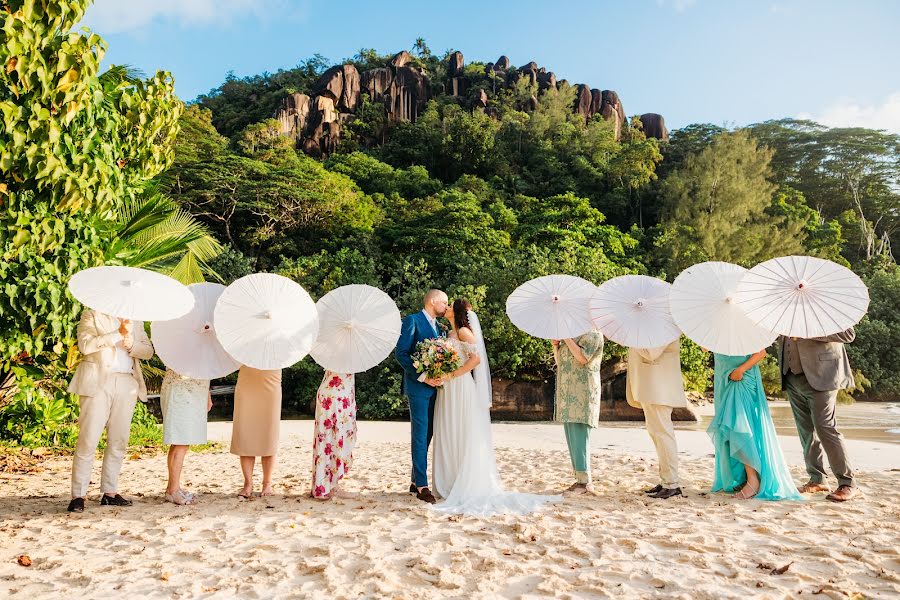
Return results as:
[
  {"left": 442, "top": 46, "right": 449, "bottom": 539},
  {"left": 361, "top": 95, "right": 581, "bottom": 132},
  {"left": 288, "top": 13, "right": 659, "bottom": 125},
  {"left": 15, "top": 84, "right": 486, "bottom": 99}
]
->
[{"left": 80, "top": 0, "right": 900, "bottom": 132}]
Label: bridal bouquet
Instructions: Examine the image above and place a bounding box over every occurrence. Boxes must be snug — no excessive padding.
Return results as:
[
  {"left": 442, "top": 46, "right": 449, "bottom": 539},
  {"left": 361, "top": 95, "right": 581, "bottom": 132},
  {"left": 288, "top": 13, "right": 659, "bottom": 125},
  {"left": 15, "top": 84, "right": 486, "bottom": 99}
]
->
[{"left": 412, "top": 338, "right": 461, "bottom": 381}]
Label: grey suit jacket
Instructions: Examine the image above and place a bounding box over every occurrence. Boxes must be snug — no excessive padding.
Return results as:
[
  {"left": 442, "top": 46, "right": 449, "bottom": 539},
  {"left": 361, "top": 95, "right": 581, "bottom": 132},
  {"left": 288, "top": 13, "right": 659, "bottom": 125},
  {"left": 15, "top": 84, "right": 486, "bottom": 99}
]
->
[{"left": 778, "top": 328, "right": 855, "bottom": 392}]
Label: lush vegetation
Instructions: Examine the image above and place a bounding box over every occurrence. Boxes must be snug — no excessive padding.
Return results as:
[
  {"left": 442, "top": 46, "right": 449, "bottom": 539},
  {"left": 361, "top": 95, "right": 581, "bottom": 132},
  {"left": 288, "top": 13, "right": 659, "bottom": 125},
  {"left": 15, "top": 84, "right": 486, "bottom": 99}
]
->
[
  {"left": 2, "top": 14, "right": 898, "bottom": 446},
  {"left": 0, "top": 1, "right": 218, "bottom": 447}
]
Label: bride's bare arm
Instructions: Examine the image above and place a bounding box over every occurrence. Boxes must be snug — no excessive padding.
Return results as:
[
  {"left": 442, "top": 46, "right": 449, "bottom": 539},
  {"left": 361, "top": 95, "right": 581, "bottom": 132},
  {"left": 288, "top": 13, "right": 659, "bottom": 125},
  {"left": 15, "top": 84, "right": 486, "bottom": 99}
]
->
[{"left": 445, "top": 327, "right": 481, "bottom": 381}]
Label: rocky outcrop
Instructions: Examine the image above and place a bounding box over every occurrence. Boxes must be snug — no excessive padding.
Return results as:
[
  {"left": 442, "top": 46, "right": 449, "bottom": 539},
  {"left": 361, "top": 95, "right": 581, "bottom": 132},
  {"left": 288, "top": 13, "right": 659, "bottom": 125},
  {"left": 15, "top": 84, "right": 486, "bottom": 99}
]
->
[
  {"left": 574, "top": 84, "right": 592, "bottom": 121},
  {"left": 640, "top": 113, "right": 669, "bottom": 141},
  {"left": 276, "top": 56, "right": 430, "bottom": 155},
  {"left": 447, "top": 51, "right": 466, "bottom": 97},
  {"left": 274, "top": 48, "right": 666, "bottom": 155},
  {"left": 600, "top": 90, "right": 626, "bottom": 141}
]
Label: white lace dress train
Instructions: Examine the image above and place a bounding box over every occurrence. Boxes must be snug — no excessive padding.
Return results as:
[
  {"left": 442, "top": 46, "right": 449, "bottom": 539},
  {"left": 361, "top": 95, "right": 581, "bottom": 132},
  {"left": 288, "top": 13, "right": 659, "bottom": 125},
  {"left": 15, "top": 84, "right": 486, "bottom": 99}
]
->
[{"left": 432, "top": 338, "right": 559, "bottom": 516}]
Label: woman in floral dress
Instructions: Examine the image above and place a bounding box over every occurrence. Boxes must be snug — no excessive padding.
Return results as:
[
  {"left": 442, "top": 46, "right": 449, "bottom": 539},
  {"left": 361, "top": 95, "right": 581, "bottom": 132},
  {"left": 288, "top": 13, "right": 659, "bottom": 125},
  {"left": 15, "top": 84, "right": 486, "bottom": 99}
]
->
[{"left": 311, "top": 371, "right": 357, "bottom": 499}]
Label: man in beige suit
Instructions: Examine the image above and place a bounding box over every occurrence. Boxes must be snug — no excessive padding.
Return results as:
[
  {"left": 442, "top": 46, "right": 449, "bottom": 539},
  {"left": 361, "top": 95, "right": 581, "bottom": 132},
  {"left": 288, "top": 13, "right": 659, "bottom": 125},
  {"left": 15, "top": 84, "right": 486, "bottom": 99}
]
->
[
  {"left": 779, "top": 328, "right": 859, "bottom": 502},
  {"left": 626, "top": 340, "right": 686, "bottom": 500},
  {"left": 67, "top": 309, "right": 154, "bottom": 513}
]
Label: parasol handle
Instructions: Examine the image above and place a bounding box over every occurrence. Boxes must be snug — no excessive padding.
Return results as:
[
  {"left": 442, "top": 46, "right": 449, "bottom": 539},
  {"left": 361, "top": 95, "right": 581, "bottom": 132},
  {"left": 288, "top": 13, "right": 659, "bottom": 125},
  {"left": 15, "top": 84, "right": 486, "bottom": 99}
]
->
[
  {"left": 634, "top": 297, "right": 646, "bottom": 308},
  {"left": 551, "top": 295, "right": 561, "bottom": 303},
  {"left": 797, "top": 279, "right": 807, "bottom": 290}
]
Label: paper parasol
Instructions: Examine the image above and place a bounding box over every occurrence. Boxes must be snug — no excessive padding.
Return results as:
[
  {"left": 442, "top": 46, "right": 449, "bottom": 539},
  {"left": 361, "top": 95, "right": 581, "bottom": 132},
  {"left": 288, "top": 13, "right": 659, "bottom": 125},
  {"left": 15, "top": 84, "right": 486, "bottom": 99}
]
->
[
  {"left": 505, "top": 274, "right": 597, "bottom": 340},
  {"left": 590, "top": 275, "right": 681, "bottom": 348},
  {"left": 309, "top": 284, "right": 401, "bottom": 373},
  {"left": 213, "top": 273, "right": 319, "bottom": 370},
  {"left": 669, "top": 262, "right": 778, "bottom": 355},
  {"left": 151, "top": 283, "right": 241, "bottom": 379},
  {"left": 68, "top": 266, "right": 194, "bottom": 321},
  {"left": 733, "top": 256, "right": 869, "bottom": 338}
]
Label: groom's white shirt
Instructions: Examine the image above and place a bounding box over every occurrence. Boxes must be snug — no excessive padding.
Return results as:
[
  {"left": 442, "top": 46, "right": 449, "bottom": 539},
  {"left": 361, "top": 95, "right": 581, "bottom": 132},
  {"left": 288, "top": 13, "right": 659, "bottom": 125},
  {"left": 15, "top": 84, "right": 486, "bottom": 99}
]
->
[{"left": 421, "top": 310, "right": 438, "bottom": 335}]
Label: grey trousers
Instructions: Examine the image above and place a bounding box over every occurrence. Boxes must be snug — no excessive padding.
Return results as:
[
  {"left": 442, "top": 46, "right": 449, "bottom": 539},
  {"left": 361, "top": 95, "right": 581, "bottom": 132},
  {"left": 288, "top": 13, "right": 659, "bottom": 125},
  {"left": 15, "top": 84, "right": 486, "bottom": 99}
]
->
[{"left": 785, "top": 373, "right": 854, "bottom": 487}]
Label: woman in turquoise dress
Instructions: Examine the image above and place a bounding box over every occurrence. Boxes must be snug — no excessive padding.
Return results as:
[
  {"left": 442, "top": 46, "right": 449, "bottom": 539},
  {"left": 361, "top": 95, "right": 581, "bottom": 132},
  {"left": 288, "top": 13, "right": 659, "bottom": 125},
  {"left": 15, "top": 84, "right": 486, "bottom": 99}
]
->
[{"left": 708, "top": 351, "right": 802, "bottom": 501}]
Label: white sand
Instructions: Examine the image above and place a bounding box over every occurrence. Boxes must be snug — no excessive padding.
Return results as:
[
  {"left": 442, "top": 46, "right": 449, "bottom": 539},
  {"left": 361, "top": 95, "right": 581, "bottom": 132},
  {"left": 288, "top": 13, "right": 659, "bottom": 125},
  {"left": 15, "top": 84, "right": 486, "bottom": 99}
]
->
[{"left": 1, "top": 421, "right": 898, "bottom": 599}]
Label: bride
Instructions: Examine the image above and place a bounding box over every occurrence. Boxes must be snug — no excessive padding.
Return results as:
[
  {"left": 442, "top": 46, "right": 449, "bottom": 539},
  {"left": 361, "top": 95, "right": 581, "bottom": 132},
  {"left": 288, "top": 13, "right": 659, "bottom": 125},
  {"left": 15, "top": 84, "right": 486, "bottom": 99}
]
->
[{"left": 431, "top": 299, "right": 559, "bottom": 516}]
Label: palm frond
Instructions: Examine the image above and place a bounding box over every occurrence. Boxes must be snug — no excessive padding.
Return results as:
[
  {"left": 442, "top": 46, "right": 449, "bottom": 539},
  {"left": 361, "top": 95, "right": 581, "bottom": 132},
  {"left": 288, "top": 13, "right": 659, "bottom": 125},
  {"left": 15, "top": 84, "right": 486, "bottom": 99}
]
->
[{"left": 113, "top": 190, "right": 224, "bottom": 283}]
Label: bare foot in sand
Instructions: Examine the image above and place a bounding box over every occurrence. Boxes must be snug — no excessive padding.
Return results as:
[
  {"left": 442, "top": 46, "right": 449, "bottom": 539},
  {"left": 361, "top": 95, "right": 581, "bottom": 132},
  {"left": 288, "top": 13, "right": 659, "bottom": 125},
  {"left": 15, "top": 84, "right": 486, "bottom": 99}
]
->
[
  {"left": 260, "top": 483, "right": 274, "bottom": 497},
  {"left": 238, "top": 484, "right": 252, "bottom": 499}
]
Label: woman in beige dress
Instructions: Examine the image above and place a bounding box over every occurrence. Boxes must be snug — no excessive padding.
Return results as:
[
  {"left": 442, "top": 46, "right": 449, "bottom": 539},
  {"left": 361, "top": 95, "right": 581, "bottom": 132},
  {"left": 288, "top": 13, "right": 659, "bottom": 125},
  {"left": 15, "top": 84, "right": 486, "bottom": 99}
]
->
[{"left": 231, "top": 366, "right": 282, "bottom": 498}]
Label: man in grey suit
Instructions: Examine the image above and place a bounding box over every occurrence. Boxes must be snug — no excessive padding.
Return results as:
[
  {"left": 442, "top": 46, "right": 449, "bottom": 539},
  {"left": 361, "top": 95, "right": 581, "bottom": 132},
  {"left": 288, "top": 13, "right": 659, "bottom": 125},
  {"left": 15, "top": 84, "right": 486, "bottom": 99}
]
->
[{"left": 779, "top": 328, "right": 860, "bottom": 502}]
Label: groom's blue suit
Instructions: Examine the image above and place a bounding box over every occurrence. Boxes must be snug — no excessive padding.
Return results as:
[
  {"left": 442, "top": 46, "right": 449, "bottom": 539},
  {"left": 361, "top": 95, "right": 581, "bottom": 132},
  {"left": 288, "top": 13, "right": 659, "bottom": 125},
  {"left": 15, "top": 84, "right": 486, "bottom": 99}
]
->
[{"left": 395, "top": 310, "right": 443, "bottom": 489}]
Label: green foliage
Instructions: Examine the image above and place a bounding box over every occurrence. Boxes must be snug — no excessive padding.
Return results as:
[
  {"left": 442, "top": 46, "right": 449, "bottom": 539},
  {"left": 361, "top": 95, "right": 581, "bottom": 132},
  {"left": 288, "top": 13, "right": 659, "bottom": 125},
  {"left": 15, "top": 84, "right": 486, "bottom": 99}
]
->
[
  {"left": 0, "top": 1, "right": 182, "bottom": 446},
  {"left": 654, "top": 130, "right": 806, "bottom": 274},
  {"left": 680, "top": 340, "right": 713, "bottom": 393},
  {"left": 847, "top": 266, "right": 900, "bottom": 400}
]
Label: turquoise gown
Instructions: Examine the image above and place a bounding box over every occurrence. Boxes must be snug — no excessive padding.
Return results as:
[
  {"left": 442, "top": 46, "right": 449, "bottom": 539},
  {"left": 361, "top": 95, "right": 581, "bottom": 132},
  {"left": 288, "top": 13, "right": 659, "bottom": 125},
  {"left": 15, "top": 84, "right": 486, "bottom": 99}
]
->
[{"left": 707, "top": 354, "right": 802, "bottom": 501}]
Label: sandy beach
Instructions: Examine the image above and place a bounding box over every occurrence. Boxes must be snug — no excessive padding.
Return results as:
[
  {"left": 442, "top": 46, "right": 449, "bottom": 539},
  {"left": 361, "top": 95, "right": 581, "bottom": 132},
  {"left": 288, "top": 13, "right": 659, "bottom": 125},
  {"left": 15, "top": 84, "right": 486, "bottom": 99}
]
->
[{"left": 1, "top": 419, "right": 898, "bottom": 599}]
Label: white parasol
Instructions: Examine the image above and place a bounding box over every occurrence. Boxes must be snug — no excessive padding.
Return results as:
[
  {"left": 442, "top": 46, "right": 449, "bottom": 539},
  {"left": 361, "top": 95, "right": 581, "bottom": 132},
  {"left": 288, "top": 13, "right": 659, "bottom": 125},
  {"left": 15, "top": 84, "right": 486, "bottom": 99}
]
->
[
  {"left": 505, "top": 274, "right": 597, "bottom": 340},
  {"left": 590, "top": 275, "right": 681, "bottom": 348},
  {"left": 151, "top": 283, "right": 241, "bottom": 379},
  {"left": 669, "top": 262, "right": 778, "bottom": 355},
  {"left": 213, "top": 273, "right": 319, "bottom": 370},
  {"left": 733, "top": 255, "right": 869, "bottom": 338},
  {"left": 310, "top": 284, "right": 401, "bottom": 373},
  {"left": 68, "top": 265, "right": 194, "bottom": 321}
]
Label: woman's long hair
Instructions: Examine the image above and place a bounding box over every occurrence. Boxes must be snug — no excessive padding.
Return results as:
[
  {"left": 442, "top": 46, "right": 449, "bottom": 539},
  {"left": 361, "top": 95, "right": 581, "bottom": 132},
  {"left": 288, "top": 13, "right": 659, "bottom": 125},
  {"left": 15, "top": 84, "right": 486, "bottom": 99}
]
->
[{"left": 452, "top": 299, "right": 473, "bottom": 331}]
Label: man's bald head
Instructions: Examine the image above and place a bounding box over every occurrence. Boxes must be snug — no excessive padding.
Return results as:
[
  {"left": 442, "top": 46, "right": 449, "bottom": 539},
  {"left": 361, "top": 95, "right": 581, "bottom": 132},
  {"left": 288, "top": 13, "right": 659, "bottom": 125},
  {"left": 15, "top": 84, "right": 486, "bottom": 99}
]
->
[{"left": 423, "top": 289, "right": 449, "bottom": 318}]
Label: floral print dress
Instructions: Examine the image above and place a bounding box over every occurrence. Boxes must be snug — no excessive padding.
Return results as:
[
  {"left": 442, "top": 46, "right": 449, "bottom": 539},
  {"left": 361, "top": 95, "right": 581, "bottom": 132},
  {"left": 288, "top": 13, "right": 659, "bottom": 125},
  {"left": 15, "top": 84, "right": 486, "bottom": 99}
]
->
[
  {"left": 553, "top": 331, "right": 605, "bottom": 427},
  {"left": 311, "top": 371, "right": 357, "bottom": 498}
]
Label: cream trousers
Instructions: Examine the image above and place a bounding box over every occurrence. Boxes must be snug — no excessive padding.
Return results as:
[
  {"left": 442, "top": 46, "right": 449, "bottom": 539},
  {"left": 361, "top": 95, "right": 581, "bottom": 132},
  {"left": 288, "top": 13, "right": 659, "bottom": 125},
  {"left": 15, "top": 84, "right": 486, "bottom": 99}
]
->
[
  {"left": 643, "top": 404, "right": 681, "bottom": 488},
  {"left": 71, "top": 373, "right": 139, "bottom": 498}
]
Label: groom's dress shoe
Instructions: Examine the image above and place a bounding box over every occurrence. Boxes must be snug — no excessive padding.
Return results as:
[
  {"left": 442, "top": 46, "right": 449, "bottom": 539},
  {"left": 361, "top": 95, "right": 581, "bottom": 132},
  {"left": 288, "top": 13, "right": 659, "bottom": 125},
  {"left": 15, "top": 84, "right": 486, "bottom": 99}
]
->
[
  {"left": 409, "top": 483, "right": 418, "bottom": 494},
  {"left": 643, "top": 484, "right": 663, "bottom": 495},
  {"left": 67, "top": 498, "right": 85, "bottom": 513},
  {"left": 826, "top": 485, "right": 861, "bottom": 503},
  {"left": 100, "top": 493, "right": 132, "bottom": 507},
  {"left": 649, "top": 487, "right": 682, "bottom": 500},
  {"left": 416, "top": 488, "right": 437, "bottom": 504}
]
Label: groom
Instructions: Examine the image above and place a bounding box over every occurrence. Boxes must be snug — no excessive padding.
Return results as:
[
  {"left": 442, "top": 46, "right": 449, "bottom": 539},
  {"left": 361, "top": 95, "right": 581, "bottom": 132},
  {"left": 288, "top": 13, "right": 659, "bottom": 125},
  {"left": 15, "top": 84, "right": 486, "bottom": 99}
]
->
[{"left": 395, "top": 289, "right": 449, "bottom": 504}]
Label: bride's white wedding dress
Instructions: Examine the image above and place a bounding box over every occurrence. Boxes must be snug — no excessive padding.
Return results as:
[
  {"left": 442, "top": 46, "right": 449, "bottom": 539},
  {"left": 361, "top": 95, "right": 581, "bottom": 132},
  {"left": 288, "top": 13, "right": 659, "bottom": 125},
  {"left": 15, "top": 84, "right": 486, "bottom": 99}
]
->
[{"left": 431, "top": 315, "right": 559, "bottom": 516}]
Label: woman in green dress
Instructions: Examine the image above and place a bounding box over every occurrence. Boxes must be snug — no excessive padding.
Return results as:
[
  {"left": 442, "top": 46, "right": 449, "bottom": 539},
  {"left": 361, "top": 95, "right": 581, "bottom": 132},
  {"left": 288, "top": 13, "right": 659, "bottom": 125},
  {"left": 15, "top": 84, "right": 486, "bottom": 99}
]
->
[
  {"left": 708, "top": 351, "right": 802, "bottom": 501},
  {"left": 553, "top": 330, "right": 604, "bottom": 495}
]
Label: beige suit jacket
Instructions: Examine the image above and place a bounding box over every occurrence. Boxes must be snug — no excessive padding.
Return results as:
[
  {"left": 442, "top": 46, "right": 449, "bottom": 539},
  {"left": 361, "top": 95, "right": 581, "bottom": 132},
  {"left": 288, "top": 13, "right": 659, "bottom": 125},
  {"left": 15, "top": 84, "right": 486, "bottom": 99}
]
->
[
  {"left": 625, "top": 341, "right": 687, "bottom": 409},
  {"left": 67, "top": 310, "right": 154, "bottom": 401}
]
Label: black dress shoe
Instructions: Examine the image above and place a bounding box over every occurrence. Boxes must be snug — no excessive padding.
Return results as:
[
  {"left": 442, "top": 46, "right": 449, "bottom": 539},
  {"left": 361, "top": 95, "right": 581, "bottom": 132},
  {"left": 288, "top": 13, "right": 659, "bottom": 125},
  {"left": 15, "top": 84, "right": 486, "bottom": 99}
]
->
[
  {"left": 643, "top": 484, "right": 663, "bottom": 495},
  {"left": 416, "top": 487, "right": 437, "bottom": 504},
  {"left": 649, "top": 487, "right": 683, "bottom": 500},
  {"left": 100, "top": 493, "right": 133, "bottom": 506},
  {"left": 409, "top": 483, "right": 418, "bottom": 494},
  {"left": 67, "top": 498, "right": 85, "bottom": 513}
]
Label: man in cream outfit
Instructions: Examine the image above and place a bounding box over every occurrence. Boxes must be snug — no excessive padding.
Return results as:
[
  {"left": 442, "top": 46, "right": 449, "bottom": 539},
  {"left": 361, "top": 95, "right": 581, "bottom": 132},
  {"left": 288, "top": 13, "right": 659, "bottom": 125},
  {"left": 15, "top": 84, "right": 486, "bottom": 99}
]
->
[
  {"left": 626, "top": 340, "right": 686, "bottom": 499},
  {"left": 67, "top": 309, "right": 154, "bottom": 513}
]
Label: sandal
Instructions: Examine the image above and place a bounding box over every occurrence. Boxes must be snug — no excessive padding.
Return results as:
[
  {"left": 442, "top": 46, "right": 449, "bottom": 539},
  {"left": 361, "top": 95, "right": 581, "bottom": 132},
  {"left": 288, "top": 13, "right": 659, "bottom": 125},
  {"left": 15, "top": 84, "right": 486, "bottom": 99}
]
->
[{"left": 732, "top": 483, "right": 758, "bottom": 500}]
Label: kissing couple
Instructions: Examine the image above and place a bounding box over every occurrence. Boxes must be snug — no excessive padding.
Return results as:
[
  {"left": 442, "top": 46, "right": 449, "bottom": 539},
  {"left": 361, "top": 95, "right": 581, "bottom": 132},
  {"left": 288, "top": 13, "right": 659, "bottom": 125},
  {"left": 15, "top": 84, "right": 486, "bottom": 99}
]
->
[{"left": 395, "top": 289, "right": 559, "bottom": 516}]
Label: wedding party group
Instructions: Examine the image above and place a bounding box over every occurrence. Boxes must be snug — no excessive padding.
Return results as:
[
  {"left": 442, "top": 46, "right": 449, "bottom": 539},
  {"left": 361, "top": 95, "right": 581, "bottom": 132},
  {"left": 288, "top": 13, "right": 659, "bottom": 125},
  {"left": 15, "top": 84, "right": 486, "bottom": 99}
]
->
[{"left": 62, "top": 255, "right": 868, "bottom": 515}]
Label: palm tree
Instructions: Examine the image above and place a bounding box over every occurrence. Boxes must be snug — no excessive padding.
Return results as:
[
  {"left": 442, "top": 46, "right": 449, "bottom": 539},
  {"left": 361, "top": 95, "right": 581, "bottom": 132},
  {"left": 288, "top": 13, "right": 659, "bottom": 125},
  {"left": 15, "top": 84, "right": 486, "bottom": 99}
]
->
[{"left": 108, "top": 186, "right": 223, "bottom": 284}]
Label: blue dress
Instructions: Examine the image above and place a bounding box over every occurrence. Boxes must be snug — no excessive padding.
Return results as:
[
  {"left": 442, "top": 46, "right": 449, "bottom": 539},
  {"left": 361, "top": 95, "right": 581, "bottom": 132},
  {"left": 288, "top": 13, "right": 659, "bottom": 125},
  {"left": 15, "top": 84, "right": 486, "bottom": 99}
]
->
[{"left": 708, "top": 354, "right": 802, "bottom": 501}]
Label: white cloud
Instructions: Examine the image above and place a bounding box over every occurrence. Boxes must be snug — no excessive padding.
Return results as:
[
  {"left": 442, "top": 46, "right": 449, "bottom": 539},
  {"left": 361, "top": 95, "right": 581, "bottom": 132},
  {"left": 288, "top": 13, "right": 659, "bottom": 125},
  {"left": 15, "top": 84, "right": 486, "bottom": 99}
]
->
[
  {"left": 655, "top": 0, "right": 698, "bottom": 12},
  {"left": 81, "top": 0, "right": 309, "bottom": 34},
  {"left": 798, "top": 92, "right": 900, "bottom": 134}
]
